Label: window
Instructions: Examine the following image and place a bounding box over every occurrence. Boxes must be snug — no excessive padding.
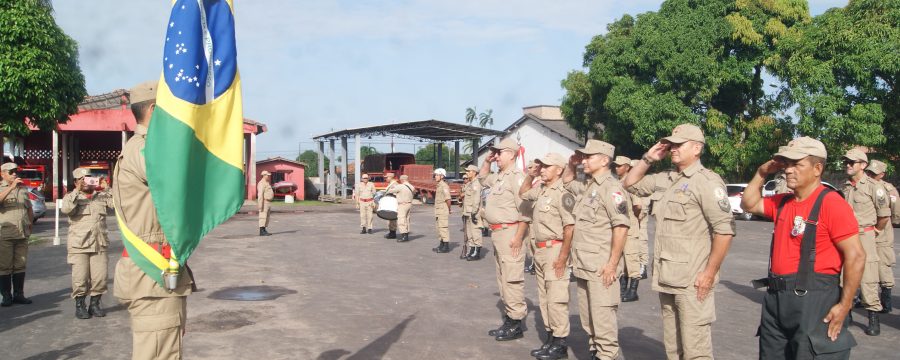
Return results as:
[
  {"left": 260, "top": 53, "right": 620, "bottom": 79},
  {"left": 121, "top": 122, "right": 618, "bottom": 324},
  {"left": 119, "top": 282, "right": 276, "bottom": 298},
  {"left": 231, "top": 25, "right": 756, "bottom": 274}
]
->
[{"left": 271, "top": 172, "right": 286, "bottom": 183}]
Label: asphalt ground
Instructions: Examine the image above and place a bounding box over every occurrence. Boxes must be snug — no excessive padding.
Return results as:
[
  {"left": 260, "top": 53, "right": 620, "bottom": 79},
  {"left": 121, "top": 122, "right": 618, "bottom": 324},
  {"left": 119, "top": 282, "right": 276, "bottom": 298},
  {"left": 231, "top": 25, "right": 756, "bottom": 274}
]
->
[{"left": 2, "top": 203, "right": 898, "bottom": 360}]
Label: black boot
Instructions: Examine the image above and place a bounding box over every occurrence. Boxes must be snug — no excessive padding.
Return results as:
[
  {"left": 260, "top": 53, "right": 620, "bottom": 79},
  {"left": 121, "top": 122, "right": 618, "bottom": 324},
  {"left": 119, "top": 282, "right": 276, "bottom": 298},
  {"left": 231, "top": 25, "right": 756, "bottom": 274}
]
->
[
  {"left": 367, "top": 228, "right": 373, "bottom": 234},
  {"left": 259, "top": 227, "right": 271, "bottom": 236},
  {"left": 536, "top": 337, "right": 568, "bottom": 360},
  {"left": 396, "top": 233, "right": 409, "bottom": 243},
  {"left": 866, "top": 310, "right": 880, "bottom": 336},
  {"left": 360, "top": 227, "right": 367, "bottom": 234},
  {"left": 640, "top": 264, "right": 648, "bottom": 279},
  {"left": 11, "top": 273, "right": 31, "bottom": 304},
  {"left": 619, "top": 276, "right": 629, "bottom": 299},
  {"left": 385, "top": 230, "right": 397, "bottom": 239},
  {"left": 622, "top": 278, "right": 640, "bottom": 302},
  {"left": 494, "top": 318, "right": 524, "bottom": 341},
  {"left": 531, "top": 332, "right": 553, "bottom": 356},
  {"left": 465, "top": 246, "right": 477, "bottom": 261},
  {"left": 0, "top": 274, "right": 12, "bottom": 307},
  {"left": 75, "top": 296, "right": 91, "bottom": 319},
  {"left": 89, "top": 295, "right": 106, "bottom": 317},
  {"left": 488, "top": 315, "right": 513, "bottom": 336},
  {"left": 433, "top": 241, "right": 450, "bottom": 253},
  {"left": 467, "top": 246, "right": 482, "bottom": 261},
  {"left": 853, "top": 291, "right": 864, "bottom": 308},
  {"left": 880, "top": 286, "right": 892, "bottom": 314}
]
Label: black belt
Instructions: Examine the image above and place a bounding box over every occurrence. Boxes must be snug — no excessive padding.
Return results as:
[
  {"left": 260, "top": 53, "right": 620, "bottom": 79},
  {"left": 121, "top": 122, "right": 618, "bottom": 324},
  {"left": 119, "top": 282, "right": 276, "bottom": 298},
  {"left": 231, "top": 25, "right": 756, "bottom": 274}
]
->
[{"left": 761, "top": 273, "right": 840, "bottom": 295}]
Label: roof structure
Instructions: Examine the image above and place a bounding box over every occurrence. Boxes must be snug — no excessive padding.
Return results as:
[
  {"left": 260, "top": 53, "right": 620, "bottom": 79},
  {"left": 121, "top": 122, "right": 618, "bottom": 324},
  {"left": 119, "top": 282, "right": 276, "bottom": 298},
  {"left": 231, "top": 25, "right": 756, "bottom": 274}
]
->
[
  {"left": 257, "top": 156, "right": 307, "bottom": 168},
  {"left": 313, "top": 120, "right": 505, "bottom": 142}
]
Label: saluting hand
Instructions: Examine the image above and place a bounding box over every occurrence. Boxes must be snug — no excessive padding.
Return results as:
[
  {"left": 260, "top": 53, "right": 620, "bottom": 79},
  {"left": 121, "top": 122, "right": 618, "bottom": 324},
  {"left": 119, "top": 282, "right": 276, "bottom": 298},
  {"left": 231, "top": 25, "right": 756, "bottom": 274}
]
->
[
  {"left": 694, "top": 270, "right": 715, "bottom": 301},
  {"left": 645, "top": 142, "right": 670, "bottom": 162},
  {"left": 599, "top": 263, "right": 617, "bottom": 287},
  {"left": 757, "top": 159, "right": 785, "bottom": 177}
]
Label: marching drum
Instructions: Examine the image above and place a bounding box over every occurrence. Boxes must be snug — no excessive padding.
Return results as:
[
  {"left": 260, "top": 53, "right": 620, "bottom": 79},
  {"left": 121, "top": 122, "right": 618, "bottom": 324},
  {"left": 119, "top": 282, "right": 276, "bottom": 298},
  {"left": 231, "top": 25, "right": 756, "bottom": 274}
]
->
[{"left": 376, "top": 194, "right": 398, "bottom": 220}]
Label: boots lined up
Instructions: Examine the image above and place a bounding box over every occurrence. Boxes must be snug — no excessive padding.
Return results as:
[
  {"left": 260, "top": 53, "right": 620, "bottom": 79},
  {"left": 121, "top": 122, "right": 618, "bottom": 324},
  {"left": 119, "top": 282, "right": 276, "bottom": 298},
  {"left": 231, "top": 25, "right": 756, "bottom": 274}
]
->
[
  {"left": 622, "top": 278, "right": 640, "bottom": 302},
  {"left": 880, "top": 286, "right": 892, "bottom": 314},
  {"left": 619, "top": 276, "right": 628, "bottom": 299},
  {"left": 866, "top": 310, "right": 880, "bottom": 336},
  {"left": 1, "top": 273, "right": 31, "bottom": 307},
  {"left": 89, "top": 295, "right": 106, "bottom": 317},
  {"left": 535, "top": 337, "right": 568, "bottom": 360},
  {"left": 75, "top": 296, "right": 90, "bottom": 319},
  {"left": 74, "top": 295, "right": 106, "bottom": 319},
  {"left": 384, "top": 230, "right": 397, "bottom": 239},
  {"left": 396, "top": 233, "right": 410, "bottom": 242},
  {"left": 466, "top": 246, "right": 482, "bottom": 261},
  {"left": 531, "top": 332, "right": 553, "bottom": 356}
]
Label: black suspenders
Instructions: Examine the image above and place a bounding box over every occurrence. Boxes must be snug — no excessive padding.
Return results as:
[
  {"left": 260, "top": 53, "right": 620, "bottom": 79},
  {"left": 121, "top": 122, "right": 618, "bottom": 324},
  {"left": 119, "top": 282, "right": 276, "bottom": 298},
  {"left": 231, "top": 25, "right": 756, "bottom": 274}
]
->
[{"left": 769, "top": 188, "right": 833, "bottom": 295}]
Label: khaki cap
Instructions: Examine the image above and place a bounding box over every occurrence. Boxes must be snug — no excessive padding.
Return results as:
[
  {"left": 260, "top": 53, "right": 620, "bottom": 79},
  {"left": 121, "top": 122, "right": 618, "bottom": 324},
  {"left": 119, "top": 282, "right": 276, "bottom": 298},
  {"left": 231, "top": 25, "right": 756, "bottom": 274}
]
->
[
  {"left": 866, "top": 159, "right": 887, "bottom": 175},
  {"left": 261, "top": 170, "right": 271, "bottom": 176},
  {"left": 0, "top": 163, "right": 17, "bottom": 172},
  {"left": 842, "top": 148, "right": 867, "bottom": 163},
  {"left": 489, "top": 138, "right": 520, "bottom": 153},
  {"left": 464, "top": 165, "right": 478, "bottom": 172},
  {"left": 576, "top": 139, "right": 615, "bottom": 158},
  {"left": 662, "top": 123, "right": 705, "bottom": 144},
  {"left": 385, "top": 172, "right": 395, "bottom": 178},
  {"left": 536, "top": 153, "right": 566, "bottom": 167},
  {"left": 613, "top": 156, "right": 632, "bottom": 166},
  {"left": 399, "top": 174, "right": 409, "bottom": 180},
  {"left": 73, "top": 168, "right": 89, "bottom": 179},
  {"left": 130, "top": 81, "right": 159, "bottom": 104},
  {"left": 434, "top": 168, "right": 447, "bottom": 176},
  {"left": 774, "top": 137, "right": 828, "bottom": 160}
]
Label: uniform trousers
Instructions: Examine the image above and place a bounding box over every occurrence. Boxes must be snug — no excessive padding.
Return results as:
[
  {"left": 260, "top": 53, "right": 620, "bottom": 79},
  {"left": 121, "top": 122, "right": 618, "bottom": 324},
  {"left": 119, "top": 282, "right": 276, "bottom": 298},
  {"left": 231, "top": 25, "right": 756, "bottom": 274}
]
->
[
  {"left": 68, "top": 251, "right": 108, "bottom": 298},
  {"left": 875, "top": 226, "right": 895, "bottom": 288},
  {"left": 0, "top": 238, "right": 27, "bottom": 275},
  {"left": 623, "top": 234, "right": 642, "bottom": 278},
  {"left": 576, "top": 277, "right": 620, "bottom": 359},
  {"left": 258, "top": 202, "right": 271, "bottom": 228},
  {"left": 659, "top": 291, "right": 716, "bottom": 360},
  {"left": 397, "top": 203, "right": 411, "bottom": 234},
  {"left": 435, "top": 208, "right": 449, "bottom": 242},
  {"left": 638, "top": 216, "right": 650, "bottom": 266},
  {"left": 859, "top": 231, "right": 882, "bottom": 311},
  {"left": 464, "top": 215, "right": 483, "bottom": 247},
  {"left": 758, "top": 274, "right": 854, "bottom": 360},
  {"left": 358, "top": 201, "right": 375, "bottom": 229},
  {"left": 492, "top": 225, "right": 526, "bottom": 320},
  {"left": 535, "top": 243, "right": 570, "bottom": 337},
  {"left": 124, "top": 296, "right": 187, "bottom": 360}
]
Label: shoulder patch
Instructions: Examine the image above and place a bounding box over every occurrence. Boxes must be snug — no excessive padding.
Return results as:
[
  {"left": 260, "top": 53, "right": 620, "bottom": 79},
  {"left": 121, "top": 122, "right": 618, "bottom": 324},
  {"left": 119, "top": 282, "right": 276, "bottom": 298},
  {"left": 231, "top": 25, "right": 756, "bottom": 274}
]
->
[
  {"left": 612, "top": 191, "right": 627, "bottom": 214},
  {"left": 714, "top": 188, "right": 726, "bottom": 200},
  {"left": 714, "top": 187, "right": 730, "bottom": 212},
  {"left": 562, "top": 193, "right": 575, "bottom": 213}
]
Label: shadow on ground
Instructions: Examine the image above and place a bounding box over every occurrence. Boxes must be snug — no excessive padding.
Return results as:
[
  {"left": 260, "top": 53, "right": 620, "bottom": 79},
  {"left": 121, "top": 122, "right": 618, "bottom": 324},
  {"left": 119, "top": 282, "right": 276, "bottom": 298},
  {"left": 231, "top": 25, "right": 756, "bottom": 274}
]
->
[{"left": 315, "top": 314, "right": 416, "bottom": 360}]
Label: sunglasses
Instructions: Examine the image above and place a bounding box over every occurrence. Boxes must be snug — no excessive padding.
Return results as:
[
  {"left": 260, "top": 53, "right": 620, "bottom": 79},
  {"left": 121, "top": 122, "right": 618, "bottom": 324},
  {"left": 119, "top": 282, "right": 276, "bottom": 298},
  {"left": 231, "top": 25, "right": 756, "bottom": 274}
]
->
[{"left": 842, "top": 160, "right": 861, "bottom": 166}]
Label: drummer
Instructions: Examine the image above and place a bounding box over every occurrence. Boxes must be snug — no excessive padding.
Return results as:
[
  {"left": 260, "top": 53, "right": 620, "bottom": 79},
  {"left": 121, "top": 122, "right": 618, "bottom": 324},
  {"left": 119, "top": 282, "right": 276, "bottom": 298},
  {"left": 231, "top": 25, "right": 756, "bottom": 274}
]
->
[
  {"left": 387, "top": 174, "right": 416, "bottom": 243},
  {"left": 383, "top": 173, "right": 399, "bottom": 239}
]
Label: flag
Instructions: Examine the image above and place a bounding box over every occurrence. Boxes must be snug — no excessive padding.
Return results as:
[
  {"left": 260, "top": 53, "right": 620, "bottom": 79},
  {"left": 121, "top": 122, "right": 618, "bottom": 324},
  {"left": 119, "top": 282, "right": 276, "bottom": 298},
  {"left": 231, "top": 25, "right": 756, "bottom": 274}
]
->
[{"left": 121, "top": 0, "right": 244, "bottom": 285}]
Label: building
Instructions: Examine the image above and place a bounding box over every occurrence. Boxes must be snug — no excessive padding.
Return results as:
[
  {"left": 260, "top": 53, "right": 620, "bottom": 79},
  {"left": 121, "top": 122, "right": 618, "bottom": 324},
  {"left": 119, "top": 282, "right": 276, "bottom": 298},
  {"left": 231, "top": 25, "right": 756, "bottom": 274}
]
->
[
  {"left": 468, "top": 105, "right": 585, "bottom": 168},
  {"left": 255, "top": 157, "right": 307, "bottom": 200}
]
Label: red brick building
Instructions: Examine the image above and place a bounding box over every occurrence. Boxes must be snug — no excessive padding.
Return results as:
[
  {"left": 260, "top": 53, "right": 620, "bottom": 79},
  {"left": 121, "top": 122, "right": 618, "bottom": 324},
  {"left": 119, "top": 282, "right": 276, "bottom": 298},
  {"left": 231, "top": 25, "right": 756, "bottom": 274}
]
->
[{"left": 254, "top": 157, "right": 307, "bottom": 200}]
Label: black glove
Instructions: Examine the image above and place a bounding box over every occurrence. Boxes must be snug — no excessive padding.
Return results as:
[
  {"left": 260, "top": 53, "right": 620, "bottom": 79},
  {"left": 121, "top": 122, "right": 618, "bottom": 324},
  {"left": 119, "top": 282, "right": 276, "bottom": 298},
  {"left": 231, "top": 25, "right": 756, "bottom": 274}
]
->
[{"left": 471, "top": 216, "right": 478, "bottom": 225}]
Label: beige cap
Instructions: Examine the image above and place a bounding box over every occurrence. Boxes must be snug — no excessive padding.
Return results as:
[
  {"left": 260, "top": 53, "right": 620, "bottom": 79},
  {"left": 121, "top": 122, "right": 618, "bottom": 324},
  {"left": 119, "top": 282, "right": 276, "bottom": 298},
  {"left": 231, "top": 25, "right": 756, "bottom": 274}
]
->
[
  {"left": 261, "top": 170, "right": 271, "bottom": 176},
  {"left": 576, "top": 139, "right": 615, "bottom": 158},
  {"left": 489, "top": 138, "right": 520, "bottom": 153},
  {"left": 536, "top": 153, "right": 566, "bottom": 167},
  {"left": 361, "top": 173, "right": 370, "bottom": 178},
  {"left": 662, "top": 123, "right": 705, "bottom": 144},
  {"left": 73, "top": 168, "right": 89, "bottom": 179},
  {"left": 434, "top": 168, "right": 447, "bottom": 176},
  {"left": 774, "top": 137, "right": 828, "bottom": 160},
  {"left": 866, "top": 159, "right": 887, "bottom": 175},
  {"left": 399, "top": 174, "right": 409, "bottom": 180},
  {"left": 130, "top": 81, "right": 159, "bottom": 104},
  {"left": 0, "top": 163, "right": 17, "bottom": 172},
  {"left": 613, "top": 156, "right": 632, "bottom": 166},
  {"left": 385, "top": 172, "right": 395, "bottom": 178},
  {"left": 842, "top": 148, "right": 868, "bottom": 163},
  {"left": 464, "top": 165, "right": 478, "bottom": 172}
]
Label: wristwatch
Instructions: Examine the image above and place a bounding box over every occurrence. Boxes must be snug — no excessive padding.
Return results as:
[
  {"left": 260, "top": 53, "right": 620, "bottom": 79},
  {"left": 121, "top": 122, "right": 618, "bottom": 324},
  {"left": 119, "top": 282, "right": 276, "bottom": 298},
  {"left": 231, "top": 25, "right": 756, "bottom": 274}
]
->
[{"left": 641, "top": 154, "right": 655, "bottom": 165}]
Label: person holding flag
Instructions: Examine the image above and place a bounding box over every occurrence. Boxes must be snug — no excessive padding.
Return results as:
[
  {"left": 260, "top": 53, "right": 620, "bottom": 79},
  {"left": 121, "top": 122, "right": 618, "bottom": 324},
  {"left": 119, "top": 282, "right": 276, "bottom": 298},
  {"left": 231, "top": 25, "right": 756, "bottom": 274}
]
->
[{"left": 114, "top": 1, "right": 245, "bottom": 359}]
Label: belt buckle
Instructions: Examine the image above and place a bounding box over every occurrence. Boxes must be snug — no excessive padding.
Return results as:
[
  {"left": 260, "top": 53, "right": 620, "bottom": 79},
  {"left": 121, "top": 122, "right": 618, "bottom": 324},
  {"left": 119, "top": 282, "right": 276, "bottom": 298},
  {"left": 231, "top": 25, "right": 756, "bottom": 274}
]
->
[{"left": 793, "top": 288, "right": 808, "bottom": 296}]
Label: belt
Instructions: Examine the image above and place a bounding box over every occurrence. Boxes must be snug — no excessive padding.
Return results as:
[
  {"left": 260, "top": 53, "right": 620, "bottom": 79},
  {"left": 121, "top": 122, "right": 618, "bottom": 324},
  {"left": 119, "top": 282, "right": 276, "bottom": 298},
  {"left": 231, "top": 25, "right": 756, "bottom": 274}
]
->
[
  {"left": 359, "top": 198, "right": 373, "bottom": 202},
  {"left": 489, "top": 222, "right": 519, "bottom": 230},
  {"left": 122, "top": 243, "right": 171, "bottom": 259},
  {"left": 861, "top": 226, "right": 876, "bottom": 233},
  {"left": 763, "top": 273, "right": 840, "bottom": 294},
  {"left": 535, "top": 239, "right": 563, "bottom": 248}
]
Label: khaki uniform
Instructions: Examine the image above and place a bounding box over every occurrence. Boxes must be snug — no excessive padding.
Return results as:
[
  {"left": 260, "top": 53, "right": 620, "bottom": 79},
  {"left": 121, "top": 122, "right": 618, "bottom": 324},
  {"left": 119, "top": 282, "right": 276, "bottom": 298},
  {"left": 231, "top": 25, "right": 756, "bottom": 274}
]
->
[
  {"left": 434, "top": 180, "right": 451, "bottom": 242},
  {"left": 0, "top": 180, "right": 32, "bottom": 275},
  {"left": 462, "top": 179, "right": 484, "bottom": 247},
  {"left": 114, "top": 124, "right": 194, "bottom": 360},
  {"left": 480, "top": 167, "right": 527, "bottom": 320},
  {"left": 355, "top": 182, "right": 376, "bottom": 229},
  {"left": 61, "top": 190, "right": 114, "bottom": 298},
  {"left": 875, "top": 180, "right": 897, "bottom": 288},
  {"left": 387, "top": 181, "right": 415, "bottom": 234},
  {"left": 843, "top": 176, "right": 891, "bottom": 311},
  {"left": 522, "top": 179, "right": 575, "bottom": 338},
  {"left": 257, "top": 179, "right": 274, "bottom": 228},
  {"left": 622, "top": 192, "right": 643, "bottom": 279},
  {"left": 628, "top": 161, "right": 735, "bottom": 360},
  {"left": 385, "top": 180, "right": 399, "bottom": 232},
  {"left": 566, "top": 173, "right": 630, "bottom": 358},
  {"left": 637, "top": 195, "right": 651, "bottom": 267}
]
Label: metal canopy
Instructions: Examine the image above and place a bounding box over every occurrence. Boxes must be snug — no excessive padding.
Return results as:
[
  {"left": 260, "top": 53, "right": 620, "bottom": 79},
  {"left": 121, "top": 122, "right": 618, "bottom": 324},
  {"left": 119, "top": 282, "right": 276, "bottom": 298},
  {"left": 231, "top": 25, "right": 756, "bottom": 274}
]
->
[{"left": 312, "top": 120, "right": 505, "bottom": 142}]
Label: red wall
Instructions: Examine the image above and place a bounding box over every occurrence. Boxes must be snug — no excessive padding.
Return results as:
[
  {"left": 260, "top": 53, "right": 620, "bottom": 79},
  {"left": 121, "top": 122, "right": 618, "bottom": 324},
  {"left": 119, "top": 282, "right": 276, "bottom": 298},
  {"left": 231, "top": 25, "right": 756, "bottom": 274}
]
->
[{"left": 254, "top": 161, "right": 306, "bottom": 200}]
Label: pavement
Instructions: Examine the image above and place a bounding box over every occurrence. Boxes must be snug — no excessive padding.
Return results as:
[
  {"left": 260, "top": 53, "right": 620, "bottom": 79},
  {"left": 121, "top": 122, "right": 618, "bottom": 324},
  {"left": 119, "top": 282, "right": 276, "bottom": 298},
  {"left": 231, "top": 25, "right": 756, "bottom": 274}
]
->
[{"left": 2, "top": 202, "right": 899, "bottom": 359}]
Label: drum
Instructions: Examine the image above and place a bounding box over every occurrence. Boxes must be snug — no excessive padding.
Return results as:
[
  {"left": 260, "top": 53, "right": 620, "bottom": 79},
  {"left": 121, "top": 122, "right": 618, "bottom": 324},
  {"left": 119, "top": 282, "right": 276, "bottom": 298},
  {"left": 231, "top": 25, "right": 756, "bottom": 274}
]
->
[{"left": 376, "top": 194, "right": 398, "bottom": 220}]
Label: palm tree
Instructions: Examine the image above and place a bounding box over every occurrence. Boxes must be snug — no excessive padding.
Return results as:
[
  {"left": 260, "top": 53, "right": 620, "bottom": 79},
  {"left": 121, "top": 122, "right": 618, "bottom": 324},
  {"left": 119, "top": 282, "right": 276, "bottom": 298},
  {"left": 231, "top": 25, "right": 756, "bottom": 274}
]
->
[{"left": 463, "top": 107, "right": 494, "bottom": 154}]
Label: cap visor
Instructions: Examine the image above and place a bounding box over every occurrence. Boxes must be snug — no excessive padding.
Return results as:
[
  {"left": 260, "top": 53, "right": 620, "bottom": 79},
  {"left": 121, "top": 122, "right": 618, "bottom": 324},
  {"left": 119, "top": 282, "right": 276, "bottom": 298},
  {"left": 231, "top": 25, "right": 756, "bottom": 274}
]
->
[
  {"left": 774, "top": 150, "right": 809, "bottom": 161},
  {"left": 661, "top": 136, "right": 688, "bottom": 144}
]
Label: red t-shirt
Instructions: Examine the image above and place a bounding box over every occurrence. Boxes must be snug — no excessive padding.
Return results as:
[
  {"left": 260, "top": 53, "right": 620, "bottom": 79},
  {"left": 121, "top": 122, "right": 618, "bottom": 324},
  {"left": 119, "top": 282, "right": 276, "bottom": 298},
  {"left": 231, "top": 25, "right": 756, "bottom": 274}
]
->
[{"left": 763, "top": 185, "right": 858, "bottom": 275}]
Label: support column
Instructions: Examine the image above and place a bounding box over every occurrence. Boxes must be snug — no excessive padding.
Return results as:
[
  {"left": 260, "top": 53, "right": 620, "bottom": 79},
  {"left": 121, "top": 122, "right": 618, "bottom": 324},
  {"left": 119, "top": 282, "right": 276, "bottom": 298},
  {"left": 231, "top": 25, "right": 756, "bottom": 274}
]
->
[
  {"left": 354, "top": 134, "right": 361, "bottom": 188},
  {"left": 317, "top": 141, "right": 325, "bottom": 198},
  {"left": 436, "top": 142, "right": 443, "bottom": 169},
  {"left": 52, "top": 131, "right": 59, "bottom": 200},
  {"left": 329, "top": 139, "right": 336, "bottom": 197},
  {"left": 454, "top": 141, "right": 460, "bottom": 178},
  {"left": 340, "top": 136, "right": 348, "bottom": 198},
  {"left": 61, "top": 133, "right": 69, "bottom": 194},
  {"left": 472, "top": 138, "right": 479, "bottom": 168},
  {"left": 249, "top": 132, "right": 257, "bottom": 200}
]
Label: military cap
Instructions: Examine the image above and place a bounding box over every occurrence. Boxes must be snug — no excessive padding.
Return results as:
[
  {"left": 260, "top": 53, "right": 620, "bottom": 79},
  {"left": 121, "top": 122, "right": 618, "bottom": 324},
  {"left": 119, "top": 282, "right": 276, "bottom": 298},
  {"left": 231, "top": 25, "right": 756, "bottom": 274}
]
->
[
  {"left": 130, "top": 81, "right": 159, "bottom": 104},
  {"left": 576, "top": 139, "right": 615, "bottom": 158},
  {"left": 399, "top": 174, "right": 409, "bottom": 180},
  {"left": 385, "top": 172, "right": 395, "bottom": 178},
  {"left": 613, "top": 156, "right": 632, "bottom": 166},
  {"left": 842, "top": 148, "right": 868, "bottom": 163},
  {"left": 489, "top": 138, "right": 520, "bottom": 153},
  {"left": 536, "top": 153, "right": 566, "bottom": 167},
  {"left": 775, "top": 137, "right": 828, "bottom": 160},
  {"left": 261, "top": 170, "right": 271, "bottom": 176},
  {"left": 434, "top": 168, "right": 447, "bottom": 176},
  {"left": 662, "top": 123, "right": 705, "bottom": 144},
  {"left": 867, "top": 160, "right": 887, "bottom": 175},
  {"left": 73, "top": 168, "right": 90, "bottom": 179},
  {"left": 464, "top": 165, "right": 478, "bottom": 172},
  {"left": 0, "top": 163, "right": 17, "bottom": 172}
]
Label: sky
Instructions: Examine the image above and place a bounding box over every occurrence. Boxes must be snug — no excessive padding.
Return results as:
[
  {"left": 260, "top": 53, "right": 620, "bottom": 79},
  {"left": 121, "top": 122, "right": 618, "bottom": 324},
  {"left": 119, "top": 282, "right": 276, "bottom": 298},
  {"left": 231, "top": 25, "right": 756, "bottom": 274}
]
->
[{"left": 51, "top": 0, "right": 848, "bottom": 159}]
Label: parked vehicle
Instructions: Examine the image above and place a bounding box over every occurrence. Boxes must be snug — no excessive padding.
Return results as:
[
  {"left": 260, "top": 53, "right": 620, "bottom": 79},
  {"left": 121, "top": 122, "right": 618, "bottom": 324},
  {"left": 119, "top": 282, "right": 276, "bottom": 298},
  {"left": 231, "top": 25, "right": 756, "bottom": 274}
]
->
[
  {"left": 399, "top": 164, "right": 461, "bottom": 204},
  {"left": 18, "top": 165, "right": 48, "bottom": 196},
  {"left": 79, "top": 160, "right": 113, "bottom": 188},
  {"left": 362, "top": 153, "right": 416, "bottom": 191},
  {"left": 732, "top": 181, "right": 841, "bottom": 220},
  {"left": 27, "top": 187, "right": 46, "bottom": 223}
]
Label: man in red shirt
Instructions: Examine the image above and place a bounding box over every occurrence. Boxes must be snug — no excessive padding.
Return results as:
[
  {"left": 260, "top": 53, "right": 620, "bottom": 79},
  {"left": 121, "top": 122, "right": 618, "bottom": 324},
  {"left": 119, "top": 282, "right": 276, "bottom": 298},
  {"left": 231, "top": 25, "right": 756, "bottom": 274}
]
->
[{"left": 741, "top": 137, "right": 865, "bottom": 359}]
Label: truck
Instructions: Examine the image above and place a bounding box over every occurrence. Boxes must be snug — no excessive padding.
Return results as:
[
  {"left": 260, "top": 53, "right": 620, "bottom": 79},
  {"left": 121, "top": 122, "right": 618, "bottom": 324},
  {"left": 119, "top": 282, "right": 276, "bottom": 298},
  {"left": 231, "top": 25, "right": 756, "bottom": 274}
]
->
[
  {"left": 361, "top": 153, "right": 416, "bottom": 191},
  {"left": 398, "top": 164, "right": 462, "bottom": 204},
  {"left": 79, "top": 160, "right": 113, "bottom": 189}
]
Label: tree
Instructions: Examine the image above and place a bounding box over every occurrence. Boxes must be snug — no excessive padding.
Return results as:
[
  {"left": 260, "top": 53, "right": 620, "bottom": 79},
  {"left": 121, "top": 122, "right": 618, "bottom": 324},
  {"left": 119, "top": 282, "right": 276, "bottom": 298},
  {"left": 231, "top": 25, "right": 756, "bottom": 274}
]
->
[
  {"left": 775, "top": 0, "right": 898, "bottom": 162},
  {"left": 415, "top": 143, "right": 452, "bottom": 171},
  {"left": 0, "top": 0, "right": 87, "bottom": 134},
  {"left": 360, "top": 145, "right": 380, "bottom": 158},
  {"left": 464, "top": 106, "right": 494, "bottom": 154},
  {"left": 562, "top": 0, "right": 805, "bottom": 181},
  {"left": 297, "top": 150, "right": 328, "bottom": 177}
]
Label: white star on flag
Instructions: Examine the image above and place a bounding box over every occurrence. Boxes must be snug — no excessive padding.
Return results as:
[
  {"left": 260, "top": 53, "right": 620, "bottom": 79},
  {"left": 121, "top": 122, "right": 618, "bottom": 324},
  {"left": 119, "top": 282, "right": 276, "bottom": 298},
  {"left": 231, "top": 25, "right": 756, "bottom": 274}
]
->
[
  {"left": 170, "top": 22, "right": 174, "bottom": 27},
  {"left": 214, "top": 59, "right": 222, "bottom": 66}
]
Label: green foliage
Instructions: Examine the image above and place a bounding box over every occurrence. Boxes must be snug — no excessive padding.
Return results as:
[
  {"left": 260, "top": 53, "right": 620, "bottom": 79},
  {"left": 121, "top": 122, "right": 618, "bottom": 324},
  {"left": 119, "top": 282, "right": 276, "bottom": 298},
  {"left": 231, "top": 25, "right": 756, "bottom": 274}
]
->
[
  {"left": 0, "top": 0, "right": 87, "bottom": 134},
  {"left": 415, "top": 143, "right": 452, "bottom": 171},
  {"left": 297, "top": 150, "right": 327, "bottom": 177},
  {"left": 360, "top": 146, "right": 379, "bottom": 158},
  {"left": 464, "top": 106, "right": 494, "bottom": 153}
]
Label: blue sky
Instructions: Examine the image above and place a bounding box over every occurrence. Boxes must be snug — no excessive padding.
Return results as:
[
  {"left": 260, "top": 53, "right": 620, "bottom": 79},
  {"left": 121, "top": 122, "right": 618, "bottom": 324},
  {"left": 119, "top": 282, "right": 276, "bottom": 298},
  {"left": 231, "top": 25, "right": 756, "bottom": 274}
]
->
[{"left": 52, "top": 0, "right": 848, "bottom": 159}]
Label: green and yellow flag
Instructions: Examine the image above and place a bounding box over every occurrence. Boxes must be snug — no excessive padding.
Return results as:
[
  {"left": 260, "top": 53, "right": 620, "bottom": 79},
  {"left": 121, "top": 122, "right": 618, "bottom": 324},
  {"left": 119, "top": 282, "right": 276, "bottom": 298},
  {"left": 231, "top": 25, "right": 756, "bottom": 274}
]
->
[{"left": 121, "top": 0, "right": 244, "bottom": 285}]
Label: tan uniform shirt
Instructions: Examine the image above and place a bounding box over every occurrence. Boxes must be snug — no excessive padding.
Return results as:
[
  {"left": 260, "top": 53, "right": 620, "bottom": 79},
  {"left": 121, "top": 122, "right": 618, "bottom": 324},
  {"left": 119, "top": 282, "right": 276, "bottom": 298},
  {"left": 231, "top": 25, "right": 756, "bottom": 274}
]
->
[
  {"left": 387, "top": 181, "right": 415, "bottom": 203},
  {"left": 113, "top": 124, "right": 193, "bottom": 299},
  {"left": 480, "top": 167, "right": 526, "bottom": 225},
  {"left": 61, "top": 190, "right": 114, "bottom": 253},
  {"left": 843, "top": 175, "right": 891, "bottom": 229},
  {"left": 257, "top": 180, "right": 274, "bottom": 206},
  {"left": 0, "top": 180, "right": 32, "bottom": 240},
  {"left": 435, "top": 180, "right": 450, "bottom": 212},
  {"left": 628, "top": 161, "right": 735, "bottom": 294},
  {"left": 884, "top": 181, "right": 899, "bottom": 224},
  {"left": 462, "top": 179, "right": 483, "bottom": 217},
  {"left": 356, "top": 182, "right": 376, "bottom": 201},
  {"left": 566, "top": 173, "right": 630, "bottom": 281},
  {"left": 522, "top": 179, "right": 575, "bottom": 243}
]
